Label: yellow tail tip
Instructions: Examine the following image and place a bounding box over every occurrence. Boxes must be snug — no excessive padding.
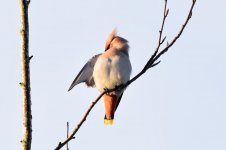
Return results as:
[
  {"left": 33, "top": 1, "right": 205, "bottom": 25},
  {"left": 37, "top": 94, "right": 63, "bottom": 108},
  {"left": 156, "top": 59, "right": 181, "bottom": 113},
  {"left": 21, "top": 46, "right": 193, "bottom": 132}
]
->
[{"left": 104, "top": 119, "right": 114, "bottom": 125}]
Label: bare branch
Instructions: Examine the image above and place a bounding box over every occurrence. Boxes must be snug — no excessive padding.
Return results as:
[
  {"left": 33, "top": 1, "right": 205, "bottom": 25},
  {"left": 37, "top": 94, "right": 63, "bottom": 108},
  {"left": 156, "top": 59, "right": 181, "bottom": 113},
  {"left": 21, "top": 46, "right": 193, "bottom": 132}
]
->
[
  {"left": 19, "top": 0, "right": 32, "bottom": 149},
  {"left": 66, "top": 122, "right": 69, "bottom": 150},
  {"left": 152, "top": 0, "right": 197, "bottom": 63},
  {"left": 55, "top": 0, "right": 197, "bottom": 149},
  {"left": 144, "top": 0, "right": 169, "bottom": 70},
  {"left": 55, "top": 92, "right": 106, "bottom": 150}
]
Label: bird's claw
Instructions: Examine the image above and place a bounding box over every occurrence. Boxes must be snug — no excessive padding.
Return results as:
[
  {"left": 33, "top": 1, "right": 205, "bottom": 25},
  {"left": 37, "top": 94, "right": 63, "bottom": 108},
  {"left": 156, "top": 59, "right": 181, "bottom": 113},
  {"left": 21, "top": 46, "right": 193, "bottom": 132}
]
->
[{"left": 104, "top": 88, "right": 109, "bottom": 92}]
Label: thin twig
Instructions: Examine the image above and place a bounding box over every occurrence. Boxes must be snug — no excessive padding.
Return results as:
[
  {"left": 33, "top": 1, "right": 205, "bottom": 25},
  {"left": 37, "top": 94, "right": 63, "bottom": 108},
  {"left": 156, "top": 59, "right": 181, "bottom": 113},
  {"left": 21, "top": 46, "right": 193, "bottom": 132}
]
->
[
  {"left": 152, "top": 0, "right": 196, "bottom": 63},
  {"left": 55, "top": 0, "right": 197, "bottom": 149},
  {"left": 144, "top": 0, "right": 169, "bottom": 70},
  {"left": 66, "top": 122, "right": 69, "bottom": 150},
  {"left": 55, "top": 92, "right": 106, "bottom": 150}
]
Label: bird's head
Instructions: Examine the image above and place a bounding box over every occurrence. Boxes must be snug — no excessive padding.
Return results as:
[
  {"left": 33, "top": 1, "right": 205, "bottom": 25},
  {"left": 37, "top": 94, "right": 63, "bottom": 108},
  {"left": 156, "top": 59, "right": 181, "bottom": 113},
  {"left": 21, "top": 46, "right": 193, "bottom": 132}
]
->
[{"left": 105, "top": 29, "right": 129, "bottom": 54}]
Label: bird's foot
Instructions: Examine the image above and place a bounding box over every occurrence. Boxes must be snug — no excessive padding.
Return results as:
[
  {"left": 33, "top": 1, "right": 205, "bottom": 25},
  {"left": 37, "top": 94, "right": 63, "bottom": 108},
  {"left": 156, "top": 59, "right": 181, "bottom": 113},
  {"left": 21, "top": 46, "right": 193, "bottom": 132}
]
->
[{"left": 104, "top": 88, "right": 109, "bottom": 93}]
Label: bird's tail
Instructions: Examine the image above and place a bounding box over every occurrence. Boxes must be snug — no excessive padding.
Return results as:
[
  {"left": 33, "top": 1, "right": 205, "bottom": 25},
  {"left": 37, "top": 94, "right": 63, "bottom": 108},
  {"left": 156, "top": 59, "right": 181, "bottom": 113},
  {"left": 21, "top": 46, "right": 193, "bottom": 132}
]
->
[
  {"left": 103, "top": 94, "right": 118, "bottom": 125},
  {"left": 104, "top": 119, "right": 114, "bottom": 125}
]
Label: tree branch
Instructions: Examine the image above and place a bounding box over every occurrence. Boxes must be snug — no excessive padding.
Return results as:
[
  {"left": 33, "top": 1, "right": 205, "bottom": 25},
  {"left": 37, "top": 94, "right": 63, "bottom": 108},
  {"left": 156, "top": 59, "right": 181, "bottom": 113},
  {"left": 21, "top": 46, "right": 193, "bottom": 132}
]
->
[
  {"left": 55, "top": 92, "right": 106, "bottom": 150},
  {"left": 144, "top": 0, "right": 169, "bottom": 71},
  {"left": 19, "top": 0, "right": 32, "bottom": 150},
  {"left": 152, "top": 0, "right": 196, "bottom": 64},
  {"left": 55, "top": 0, "right": 197, "bottom": 149},
  {"left": 66, "top": 122, "right": 69, "bottom": 150}
]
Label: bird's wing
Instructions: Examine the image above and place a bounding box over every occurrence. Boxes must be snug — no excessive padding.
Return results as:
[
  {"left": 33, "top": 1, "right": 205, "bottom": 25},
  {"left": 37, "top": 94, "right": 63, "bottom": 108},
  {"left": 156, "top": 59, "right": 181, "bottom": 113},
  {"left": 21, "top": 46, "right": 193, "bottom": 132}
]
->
[
  {"left": 68, "top": 54, "right": 101, "bottom": 91},
  {"left": 115, "top": 92, "right": 124, "bottom": 112}
]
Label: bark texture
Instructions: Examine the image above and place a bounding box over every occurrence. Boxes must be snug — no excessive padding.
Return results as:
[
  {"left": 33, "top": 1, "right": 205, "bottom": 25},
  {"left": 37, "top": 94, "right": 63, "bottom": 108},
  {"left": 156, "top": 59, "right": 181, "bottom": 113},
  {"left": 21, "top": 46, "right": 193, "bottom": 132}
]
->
[{"left": 19, "top": 0, "right": 32, "bottom": 150}]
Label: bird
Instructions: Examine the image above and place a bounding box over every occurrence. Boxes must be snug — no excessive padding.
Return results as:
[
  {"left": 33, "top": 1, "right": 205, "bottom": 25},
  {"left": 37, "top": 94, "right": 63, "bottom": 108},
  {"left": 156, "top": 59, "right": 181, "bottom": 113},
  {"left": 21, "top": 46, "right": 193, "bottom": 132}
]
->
[{"left": 68, "top": 29, "right": 132, "bottom": 125}]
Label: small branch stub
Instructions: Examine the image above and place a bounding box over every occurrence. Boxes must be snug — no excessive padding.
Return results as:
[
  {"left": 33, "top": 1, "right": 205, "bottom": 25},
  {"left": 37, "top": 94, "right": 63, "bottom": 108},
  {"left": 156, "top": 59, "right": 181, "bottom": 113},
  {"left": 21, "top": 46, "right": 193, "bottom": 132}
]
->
[{"left": 29, "top": 55, "right": 33, "bottom": 60}]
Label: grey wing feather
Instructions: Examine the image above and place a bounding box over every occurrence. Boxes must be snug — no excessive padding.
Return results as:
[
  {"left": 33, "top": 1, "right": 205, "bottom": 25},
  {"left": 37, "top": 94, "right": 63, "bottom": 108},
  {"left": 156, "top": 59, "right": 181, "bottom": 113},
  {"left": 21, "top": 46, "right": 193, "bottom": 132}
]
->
[
  {"left": 115, "top": 92, "right": 123, "bottom": 111},
  {"left": 68, "top": 54, "right": 101, "bottom": 91}
]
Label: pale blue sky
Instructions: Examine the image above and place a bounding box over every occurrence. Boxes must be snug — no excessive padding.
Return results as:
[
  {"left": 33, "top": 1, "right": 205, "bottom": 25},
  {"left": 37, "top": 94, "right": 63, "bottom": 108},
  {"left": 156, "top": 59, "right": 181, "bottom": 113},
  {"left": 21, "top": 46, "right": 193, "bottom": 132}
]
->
[{"left": 1, "top": 0, "right": 226, "bottom": 150}]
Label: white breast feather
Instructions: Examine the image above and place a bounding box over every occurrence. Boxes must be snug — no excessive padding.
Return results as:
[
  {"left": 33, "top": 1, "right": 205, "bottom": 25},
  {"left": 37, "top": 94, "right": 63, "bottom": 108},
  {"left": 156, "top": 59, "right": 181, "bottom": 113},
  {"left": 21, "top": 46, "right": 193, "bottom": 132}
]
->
[{"left": 93, "top": 54, "right": 131, "bottom": 94}]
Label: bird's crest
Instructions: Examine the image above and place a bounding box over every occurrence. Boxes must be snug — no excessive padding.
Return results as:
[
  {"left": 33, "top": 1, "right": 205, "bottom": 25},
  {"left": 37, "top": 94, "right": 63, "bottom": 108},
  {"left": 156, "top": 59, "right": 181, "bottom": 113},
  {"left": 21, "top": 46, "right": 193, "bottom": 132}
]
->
[{"left": 105, "top": 28, "right": 117, "bottom": 51}]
